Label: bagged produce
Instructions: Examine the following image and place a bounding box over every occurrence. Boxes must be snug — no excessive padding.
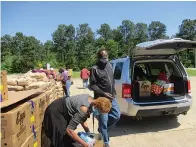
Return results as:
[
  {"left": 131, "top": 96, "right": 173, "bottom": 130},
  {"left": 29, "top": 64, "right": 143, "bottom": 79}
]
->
[
  {"left": 8, "top": 85, "right": 24, "bottom": 91},
  {"left": 25, "top": 81, "right": 46, "bottom": 90},
  {"left": 17, "top": 78, "right": 29, "bottom": 86},
  {"left": 7, "top": 79, "right": 17, "bottom": 86},
  {"left": 27, "top": 72, "right": 47, "bottom": 80},
  {"left": 151, "top": 84, "right": 164, "bottom": 96}
]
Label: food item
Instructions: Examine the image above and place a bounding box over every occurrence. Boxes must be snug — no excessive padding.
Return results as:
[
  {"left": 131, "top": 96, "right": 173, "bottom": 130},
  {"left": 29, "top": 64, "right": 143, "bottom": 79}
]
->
[
  {"left": 138, "top": 81, "right": 151, "bottom": 97},
  {"left": 163, "top": 83, "right": 174, "bottom": 95},
  {"left": 17, "top": 78, "right": 29, "bottom": 86},
  {"left": 7, "top": 79, "right": 17, "bottom": 86},
  {"left": 8, "top": 85, "right": 24, "bottom": 91},
  {"left": 151, "top": 84, "right": 164, "bottom": 96}
]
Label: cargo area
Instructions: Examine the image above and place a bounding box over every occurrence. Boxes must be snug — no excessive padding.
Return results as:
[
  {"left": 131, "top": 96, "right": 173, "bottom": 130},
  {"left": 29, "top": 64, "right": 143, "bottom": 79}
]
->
[{"left": 131, "top": 58, "right": 188, "bottom": 103}]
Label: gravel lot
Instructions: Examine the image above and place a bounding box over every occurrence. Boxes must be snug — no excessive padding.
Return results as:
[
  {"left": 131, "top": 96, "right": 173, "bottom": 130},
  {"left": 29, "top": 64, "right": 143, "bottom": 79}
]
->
[{"left": 72, "top": 77, "right": 196, "bottom": 147}]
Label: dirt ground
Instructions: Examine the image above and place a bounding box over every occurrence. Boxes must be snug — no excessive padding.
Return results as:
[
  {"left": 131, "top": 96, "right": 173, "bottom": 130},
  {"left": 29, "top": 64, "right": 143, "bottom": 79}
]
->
[{"left": 72, "top": 77, "right": 196, "bottom": 147}]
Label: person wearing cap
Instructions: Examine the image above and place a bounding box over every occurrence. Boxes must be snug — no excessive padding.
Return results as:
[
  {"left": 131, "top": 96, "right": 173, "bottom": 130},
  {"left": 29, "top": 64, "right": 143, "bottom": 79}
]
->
[
  {"left": 49, "top": 67, "right": 56, "bottom": 79},
  {"left": 89, "top": 49, "right": 121, "bottom": 147}
]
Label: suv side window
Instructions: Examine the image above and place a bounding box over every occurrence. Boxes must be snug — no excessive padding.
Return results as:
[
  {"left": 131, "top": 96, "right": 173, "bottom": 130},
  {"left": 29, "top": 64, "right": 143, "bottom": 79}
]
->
[{"left": 114, "top": 62, "right": 124, "bottom": 79}]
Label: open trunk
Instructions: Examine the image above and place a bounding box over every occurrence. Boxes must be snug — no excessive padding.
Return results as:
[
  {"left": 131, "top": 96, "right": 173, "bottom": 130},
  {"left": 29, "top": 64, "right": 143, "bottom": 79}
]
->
[
  {"left": 130, "top": 38, "right": 196, "bottom": 103},
  {"left": 131, "top": 58, "right": 187, "bottom": 103}
]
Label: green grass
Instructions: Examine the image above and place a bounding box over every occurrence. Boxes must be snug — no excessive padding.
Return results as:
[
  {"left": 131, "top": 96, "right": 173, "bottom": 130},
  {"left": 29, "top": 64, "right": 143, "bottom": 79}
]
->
[
  {"left": 72, "top": 71, "right": 80, "bottom": 78},
  {"left": 186, "top": 69, "right": 196, "bottom": 76}
]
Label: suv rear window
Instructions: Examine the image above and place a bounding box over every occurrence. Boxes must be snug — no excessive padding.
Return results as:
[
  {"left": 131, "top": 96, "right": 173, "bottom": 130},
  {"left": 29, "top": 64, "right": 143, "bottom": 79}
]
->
[{"left": 114, "top": 62, "right": 123, "bottom": 79}]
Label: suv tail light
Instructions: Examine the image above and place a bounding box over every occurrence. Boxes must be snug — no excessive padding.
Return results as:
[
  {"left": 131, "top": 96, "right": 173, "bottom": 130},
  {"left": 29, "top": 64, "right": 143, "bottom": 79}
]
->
[
  {"left": 187, "top": 80, "right": 191, "bottom": 94},
  {"left": 122, "top": 84, "right": 132, "bottom": 98}
]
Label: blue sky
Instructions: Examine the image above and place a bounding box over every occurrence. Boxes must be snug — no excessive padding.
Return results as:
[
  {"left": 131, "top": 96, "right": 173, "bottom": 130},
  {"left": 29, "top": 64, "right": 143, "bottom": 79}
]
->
[{"left": 2, "top": 1, "right": 196, "bottom": 43}]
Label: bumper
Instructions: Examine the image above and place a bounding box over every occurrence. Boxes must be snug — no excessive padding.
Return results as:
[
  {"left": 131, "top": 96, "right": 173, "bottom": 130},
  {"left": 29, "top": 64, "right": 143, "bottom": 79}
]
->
[
  {"left": 136, "top": 106, "right": 190, "bottom": 117},
  {"left": 121, "top": 96, "right": 192, "bottom": 117}
]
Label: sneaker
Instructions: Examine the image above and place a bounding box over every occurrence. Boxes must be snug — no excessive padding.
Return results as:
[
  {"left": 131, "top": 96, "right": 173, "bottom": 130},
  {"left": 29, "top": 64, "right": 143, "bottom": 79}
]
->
[{"left": 103, "top": 144, "right": 110, "bottom": 147}]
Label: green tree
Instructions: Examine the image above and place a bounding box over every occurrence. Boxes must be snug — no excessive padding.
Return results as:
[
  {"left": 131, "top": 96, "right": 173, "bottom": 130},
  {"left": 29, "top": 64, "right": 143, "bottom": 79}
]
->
[
  {"left": 134, "top": 23, "right": 148, "bottom": 43},
  {"left": 105, "top": 39, "right": 119, "bottom": 60},
  {"left": 148, "top": 21, "right": 166, "bottom": 40},
  {"left": 1, "top": 35, "right": 13, "bottom": 62},
  {"left": 176, "top": 19, "right": 196, "bottom": 67},
  {"left": 119, "top": 20, "right": 135, "bottom": 56},
  {"left": 52, "top": 24, "right": 76, "bottom": 68},
  {"left": 76, "top": 23, "right": 95, "bottom": 69},
  {"left": 97, "top": 23, "right": 112, "bottom": 41},
  {"left": 120, "top": 20, "right": 135, "bottom": 44},
  {"left": 44, "top": 40, "right": 54, "bottom": 61}
]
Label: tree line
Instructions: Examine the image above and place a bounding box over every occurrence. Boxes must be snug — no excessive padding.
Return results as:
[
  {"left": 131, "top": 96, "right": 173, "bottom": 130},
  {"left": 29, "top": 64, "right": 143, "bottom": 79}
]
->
[{"left": 1, "top": 19, "right": 196, "bottom": 73}]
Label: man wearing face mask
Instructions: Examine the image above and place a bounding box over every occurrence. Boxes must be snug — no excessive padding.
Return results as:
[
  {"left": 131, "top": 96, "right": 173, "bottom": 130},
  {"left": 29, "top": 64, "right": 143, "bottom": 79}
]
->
[{"left": 89, "top": 49, "right": 121, "bottom": 147}]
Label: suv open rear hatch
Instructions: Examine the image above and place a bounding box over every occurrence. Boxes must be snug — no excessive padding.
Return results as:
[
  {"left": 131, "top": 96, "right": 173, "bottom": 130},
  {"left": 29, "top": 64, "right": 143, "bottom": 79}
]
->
[{"left": 132, "top": 38, "right": 196, "bottom": 56}]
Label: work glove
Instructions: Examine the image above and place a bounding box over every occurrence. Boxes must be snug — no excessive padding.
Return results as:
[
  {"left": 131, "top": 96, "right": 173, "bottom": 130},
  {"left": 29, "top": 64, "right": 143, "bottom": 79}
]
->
[{"left": 104, "top": 92, "right": 114, "bottom": 101}]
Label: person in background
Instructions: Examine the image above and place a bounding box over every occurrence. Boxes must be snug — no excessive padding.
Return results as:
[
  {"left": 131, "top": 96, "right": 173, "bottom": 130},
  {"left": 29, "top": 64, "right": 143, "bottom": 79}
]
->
[
  {"left": 89, "top": 49, "right": 121, "bottom": 147},
  {"left": 41, "top": 94, "right": 112, "bottom": 147},
  {"left": 50, "top": 68, "right": 56, "bottom": 79},
  {"left": 66, "top": 71, "right": 72, "bottom": 97},
  {"left": 80, "top": 67, "right": 90, "bottom": 89},
  {"left": 58, "top": 68, "right": 69, "bottom": 97}
]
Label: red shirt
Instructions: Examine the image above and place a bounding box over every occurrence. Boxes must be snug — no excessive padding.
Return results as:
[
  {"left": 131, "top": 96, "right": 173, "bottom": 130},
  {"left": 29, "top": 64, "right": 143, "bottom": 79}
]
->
[{"left": 80, "top": 68, "right": 90, "bottom": 80}]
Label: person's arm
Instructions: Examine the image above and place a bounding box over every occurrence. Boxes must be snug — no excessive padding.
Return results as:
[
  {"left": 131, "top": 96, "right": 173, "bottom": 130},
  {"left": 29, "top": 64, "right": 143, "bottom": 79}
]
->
[
  {"left": 66, "top": 112, "right": 89, "bottom": 147},
  {"left": 80, "top": 106, "right": 90, "bottom": 133},
  {"left": 81, "top": 121, "right": 90, "bottom": 133},
  {"left": 89, "top": 67, "right": 105, "bottom": 95}
]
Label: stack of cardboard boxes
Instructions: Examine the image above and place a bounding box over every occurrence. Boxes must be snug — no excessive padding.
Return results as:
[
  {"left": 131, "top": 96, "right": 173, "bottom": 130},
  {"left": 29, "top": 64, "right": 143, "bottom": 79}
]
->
[
  {"left": 0, "top": 71, "right": 8, "bottom": 102},
  {"left": 1, "top": 78, "right": 64, "bottom": 147}
]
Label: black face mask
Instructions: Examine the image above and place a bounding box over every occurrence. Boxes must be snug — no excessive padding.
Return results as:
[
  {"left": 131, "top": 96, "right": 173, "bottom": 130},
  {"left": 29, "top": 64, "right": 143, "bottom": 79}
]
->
[
  {"left": 97, "top": 57, "right": 108, "bottom": 67},
  {"left": 99, "top": 57, "right": 108, "bottom": 63}
]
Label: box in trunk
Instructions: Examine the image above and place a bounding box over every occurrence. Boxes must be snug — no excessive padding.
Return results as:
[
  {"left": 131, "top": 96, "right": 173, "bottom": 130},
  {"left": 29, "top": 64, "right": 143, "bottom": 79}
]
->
[
  {"left": 1, "top": 104, "right": 28, "bottom": 147},
  {"left": 138, "top": 81, "right": 151, "bottom": 97}
]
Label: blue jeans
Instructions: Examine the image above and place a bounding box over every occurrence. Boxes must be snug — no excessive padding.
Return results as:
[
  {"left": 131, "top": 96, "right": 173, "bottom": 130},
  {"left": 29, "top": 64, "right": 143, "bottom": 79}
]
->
[
  {"left": 98, "top": 98, "right": 121, "bottom": 145},
  {"left": 83, "top": 79, "right": 88, "bottom": 88},
  {"left": 66, "top": 80, "right": 71, "bottom": 97}
]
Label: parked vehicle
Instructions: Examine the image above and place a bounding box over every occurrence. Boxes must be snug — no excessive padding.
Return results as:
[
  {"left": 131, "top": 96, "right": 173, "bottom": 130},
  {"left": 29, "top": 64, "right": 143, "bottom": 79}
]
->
[{"left": 110, "top": 38, "right": 196, "bottom": 119}]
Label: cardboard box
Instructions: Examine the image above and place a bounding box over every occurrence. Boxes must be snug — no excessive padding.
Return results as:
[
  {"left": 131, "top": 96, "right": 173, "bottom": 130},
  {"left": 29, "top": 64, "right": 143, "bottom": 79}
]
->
[
  {"left": 35, "top": 93, "right": 46, "bottom": 127},
  {"left": 36, "top": 125, "right": 41, "bottom": 147},
  {"left": 25, "top": 98, "right": 39, "bottom": 137},
  {"left": 1, "top": 104, "right": 28, "bottom": 147},
  {"left": 21, "top": 125, "right": 41, "bottom": 147},
  {"left": 45, "top": 90, "right": 52, "bottom": 107},
  {"left": 1, "top": 70, "right": 8, "bottom": 102},
  {"left": 138, "top": 81, "right": 151, "bottom": 97}
]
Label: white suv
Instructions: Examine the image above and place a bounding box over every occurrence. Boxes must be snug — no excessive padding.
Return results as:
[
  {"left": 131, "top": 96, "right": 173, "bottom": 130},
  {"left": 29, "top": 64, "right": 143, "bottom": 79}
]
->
[{"left": 110, "top": 38, "right": 196, "bottom": 119}]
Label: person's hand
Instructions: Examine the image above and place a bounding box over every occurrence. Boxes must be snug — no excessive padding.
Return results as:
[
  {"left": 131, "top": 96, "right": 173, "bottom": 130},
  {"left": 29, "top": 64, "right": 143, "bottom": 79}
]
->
[
  {"left": 88, "top": 141, "right": 95, "bottom": 147},
  {"left": 104, "top": 92, "right": 114, "bottom": 101},
  {"left": 82, "top": 143, "right": 89, "bottom": 147}
]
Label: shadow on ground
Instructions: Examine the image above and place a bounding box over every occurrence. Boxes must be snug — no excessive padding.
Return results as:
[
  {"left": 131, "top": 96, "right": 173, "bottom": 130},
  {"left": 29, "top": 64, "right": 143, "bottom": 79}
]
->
[
  {"left": 76, "top": 87, "right": 86, "bottom": 89},
  {"left": 109, "top": 115, "right": 181, "bottom": 137}
]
